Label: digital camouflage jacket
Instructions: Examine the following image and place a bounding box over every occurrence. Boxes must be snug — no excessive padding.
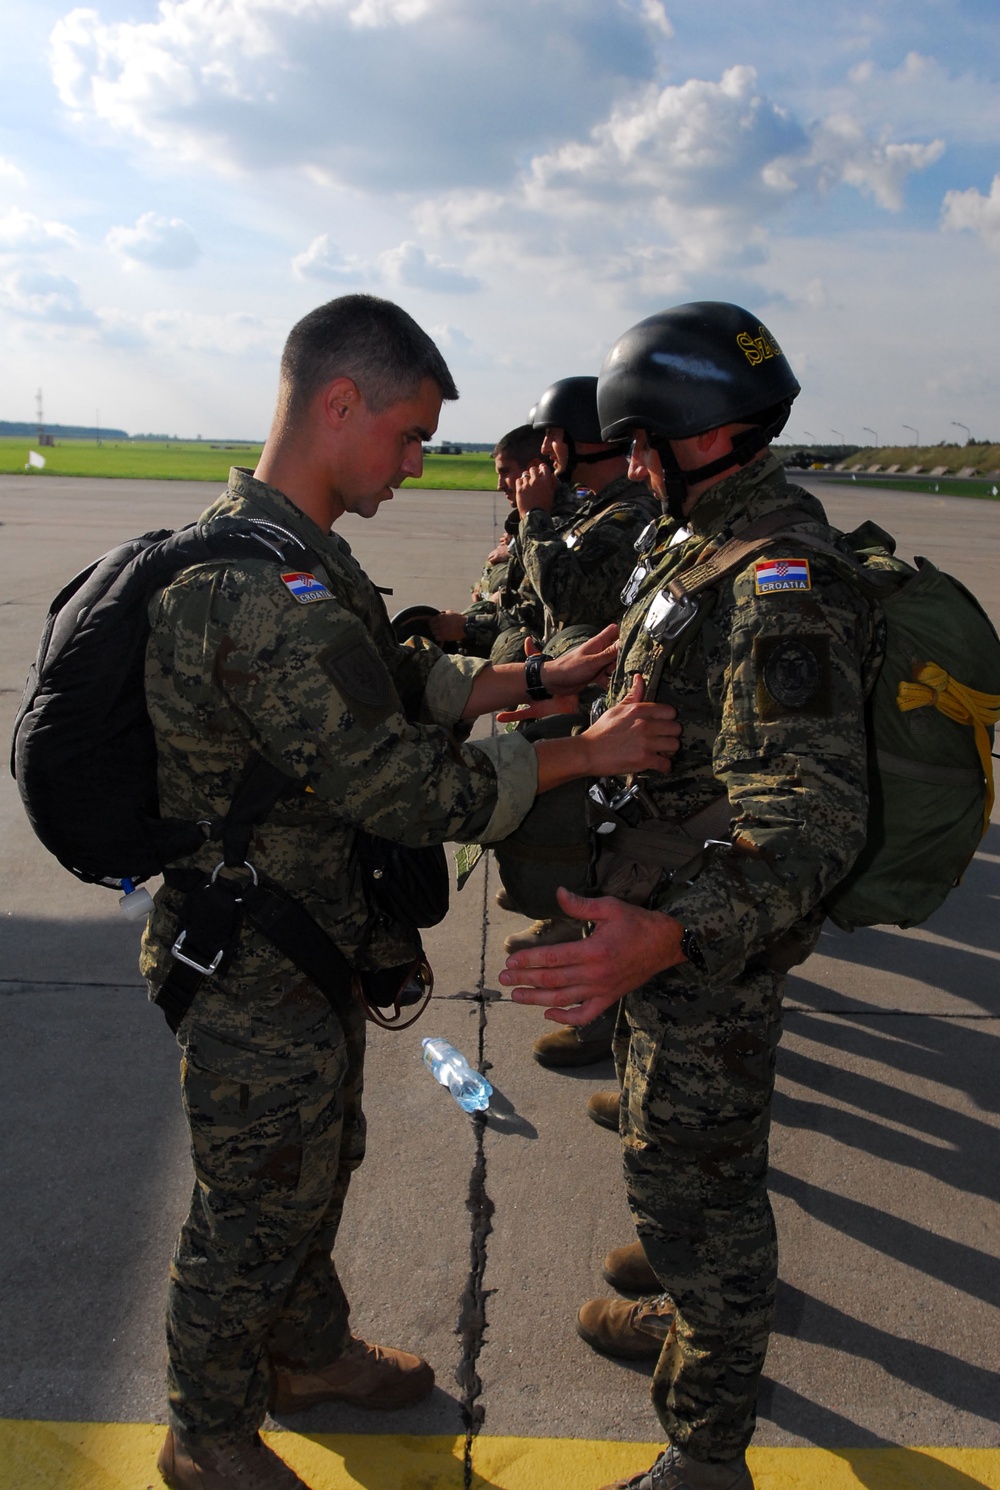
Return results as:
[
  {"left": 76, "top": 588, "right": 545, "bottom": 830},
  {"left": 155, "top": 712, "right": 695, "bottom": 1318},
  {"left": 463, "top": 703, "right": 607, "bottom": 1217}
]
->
[
  {"left": 516, "top": 472, "right": 660, "bottom": 642},
  {"left": 140, "top": 469, "right": 538, "bottom": 986},
  {"left": 605, "top": 454, "right": 882, "bottom": 989},
  {"left": 464, "top": 480, "right": 583, "bottom": 661}
]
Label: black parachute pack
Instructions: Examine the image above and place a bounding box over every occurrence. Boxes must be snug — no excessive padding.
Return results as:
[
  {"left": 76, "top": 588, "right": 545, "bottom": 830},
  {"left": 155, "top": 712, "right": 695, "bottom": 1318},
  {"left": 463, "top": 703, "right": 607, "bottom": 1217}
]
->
[{"left": 11, "top": 516, "right": 445, "bottom": 1031}]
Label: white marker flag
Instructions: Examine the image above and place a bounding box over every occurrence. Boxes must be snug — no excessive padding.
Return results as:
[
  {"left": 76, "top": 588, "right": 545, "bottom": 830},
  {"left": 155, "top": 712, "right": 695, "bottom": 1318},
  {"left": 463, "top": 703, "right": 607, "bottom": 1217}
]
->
[{"left": 26, "top": 450, "right": 46, "bottom": 469}]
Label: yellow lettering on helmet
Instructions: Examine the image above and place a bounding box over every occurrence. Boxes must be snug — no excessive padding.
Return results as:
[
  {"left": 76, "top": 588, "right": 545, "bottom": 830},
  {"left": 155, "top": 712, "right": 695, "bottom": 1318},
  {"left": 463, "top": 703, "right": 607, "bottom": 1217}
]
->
[
  {"left": 737, "top": 331, "right": 762, "bottom": 365},
  {"left": 738, "top": 326, "right": 782, "bottom": 366}
]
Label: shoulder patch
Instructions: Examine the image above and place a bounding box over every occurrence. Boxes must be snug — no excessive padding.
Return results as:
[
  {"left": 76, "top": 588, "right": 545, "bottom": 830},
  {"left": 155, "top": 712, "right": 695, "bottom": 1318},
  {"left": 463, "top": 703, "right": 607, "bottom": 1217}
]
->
[
  {"left": 320, "top": 639, "right": 392, "bottom": 712},
  {"left": 754, "top": 557, "right": 811, "bottom": 595},
  {"left": 281, "top": 571, "right": 333, "bottom": 604},
  {"left": 754, "top": 634, "right": 831, "bottom": 719}
]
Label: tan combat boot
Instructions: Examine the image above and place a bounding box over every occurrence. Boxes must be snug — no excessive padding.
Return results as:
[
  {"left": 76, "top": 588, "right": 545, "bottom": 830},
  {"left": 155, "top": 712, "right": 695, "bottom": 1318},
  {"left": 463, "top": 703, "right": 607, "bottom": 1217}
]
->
[
  {"left": 533, "top": 1027, "right": 614, "bottom": 1068},
  {"left": 270, "top": 1336, "right": 434, "bottom": 1414},
  {"left": 576, "top": 1294, "right": 675, "bottom": 1359},
  {"left": 157, "top": 1430, "right": 311, "bottom": 1490},
  {"left": 602, "top": 1239, "right": 661, "bottom": 1294},
  {"left": 597, "top": 1444, "right": 753, "bottom": 1489},
  {"left": 586, "top": 1090, "right": 621, "bottom": 1128},
  {"left": 503, "top": 914, "right": 586, "bottom": 956}
]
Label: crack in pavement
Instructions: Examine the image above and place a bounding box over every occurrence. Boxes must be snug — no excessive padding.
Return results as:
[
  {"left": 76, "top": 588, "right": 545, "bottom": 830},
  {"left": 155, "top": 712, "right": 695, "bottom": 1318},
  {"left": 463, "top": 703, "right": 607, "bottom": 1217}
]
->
[{"left": 456, "top": 845, "right": 495, "bottom": 1490}]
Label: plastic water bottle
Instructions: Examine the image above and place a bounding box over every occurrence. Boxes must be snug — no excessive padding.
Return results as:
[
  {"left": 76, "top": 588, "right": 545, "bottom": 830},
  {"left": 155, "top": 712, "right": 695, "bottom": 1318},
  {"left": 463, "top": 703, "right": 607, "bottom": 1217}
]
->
[{"left": 421, "top": 1037, "right": 492, "bottom": 1113}]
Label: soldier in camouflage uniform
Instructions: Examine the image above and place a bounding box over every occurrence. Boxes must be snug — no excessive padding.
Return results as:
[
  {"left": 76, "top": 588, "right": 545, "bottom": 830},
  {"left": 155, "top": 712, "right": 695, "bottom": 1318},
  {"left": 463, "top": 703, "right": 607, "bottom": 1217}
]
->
[
  {"left": 142, "top": 294, "right": 683, "bottom": 1490},
  {"left": 500, "top": 304, "right": 881, "bottom": 1490},
  {"left": 518, "top": 377, "right": 660, "bottom": 647},
  {"left": 427, "top": 423, "right": 575, "bottom": 659},
  {"left": 506, "top": 377, "right": 661, "bottom": 1067}
]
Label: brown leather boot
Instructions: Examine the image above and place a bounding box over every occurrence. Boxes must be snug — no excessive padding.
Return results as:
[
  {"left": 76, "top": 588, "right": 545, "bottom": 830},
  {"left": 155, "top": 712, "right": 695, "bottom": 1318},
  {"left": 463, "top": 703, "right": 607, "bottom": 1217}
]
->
[
  {"left": 503, "top": 915, "right": 586, "bottom": 955},
  {"left": 576, "top": 1295, "right": 675, "bottom": 1359},
  {"left": 270, "top": 1336, "right": 434, "bottom": 1414},
  {"left": 533, "top": 1026, "right": 614, "bottom": 1068},
  {"left": 602, "top": 1239, "right": 661, "bottom": 1294},
  {"left": 586, "top": 1090, "right": 621, "bottom": 1128},
  {"left": 157, "top": 1430, "right": 311, "bottom": 1489},
  {"left": 597, "top": 1444, "right": 753, "bottom": 1489}
]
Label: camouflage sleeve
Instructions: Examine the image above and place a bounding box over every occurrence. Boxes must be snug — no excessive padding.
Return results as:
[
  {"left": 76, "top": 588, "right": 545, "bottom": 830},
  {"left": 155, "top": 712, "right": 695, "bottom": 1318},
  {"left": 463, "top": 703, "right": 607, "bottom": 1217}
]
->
[
  {"left": 659, "top": 559, "right": 875, "bottom": 983},
  {"left": 518, "top": 505, "right": 649, "bottom": 632},
  {"left": 181, "top": 563, "right": 538, "bottom": 847}
]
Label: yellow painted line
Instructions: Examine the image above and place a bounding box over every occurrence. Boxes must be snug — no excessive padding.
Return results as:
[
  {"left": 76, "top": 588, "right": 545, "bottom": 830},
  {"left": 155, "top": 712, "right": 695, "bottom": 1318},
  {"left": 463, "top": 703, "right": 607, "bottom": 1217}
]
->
[{"left": 2, "top": 1422, "right": 999, "bottom": 1490}]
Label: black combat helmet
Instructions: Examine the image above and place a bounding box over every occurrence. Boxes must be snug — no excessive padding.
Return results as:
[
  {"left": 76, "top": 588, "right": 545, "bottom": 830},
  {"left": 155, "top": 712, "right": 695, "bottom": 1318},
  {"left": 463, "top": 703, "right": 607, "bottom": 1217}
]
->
[
  {"left": 597, "top": 302, "right": 800, "bottom": 514},
  {"left": 598, "top": 302, "right": 799, "bottom": 442},
  {"left": 530, "top": 376, "right": 604, "bottom": 443}
]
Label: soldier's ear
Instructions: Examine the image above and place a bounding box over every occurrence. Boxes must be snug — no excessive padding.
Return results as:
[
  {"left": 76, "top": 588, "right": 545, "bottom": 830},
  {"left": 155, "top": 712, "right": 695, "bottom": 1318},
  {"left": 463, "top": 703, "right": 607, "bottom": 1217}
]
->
[{"left": 321, "top": 378, "right": 362, "bottom": 429}]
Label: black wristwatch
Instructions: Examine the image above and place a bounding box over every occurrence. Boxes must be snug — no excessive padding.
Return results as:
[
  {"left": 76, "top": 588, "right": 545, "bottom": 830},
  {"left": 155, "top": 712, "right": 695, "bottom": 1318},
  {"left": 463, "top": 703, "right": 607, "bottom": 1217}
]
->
[
  {"left": 524, "top": 651, "right": 553, "bottom": 701},
  {"left": 680, "top": 926, "right": 707, "bottom": 973}
]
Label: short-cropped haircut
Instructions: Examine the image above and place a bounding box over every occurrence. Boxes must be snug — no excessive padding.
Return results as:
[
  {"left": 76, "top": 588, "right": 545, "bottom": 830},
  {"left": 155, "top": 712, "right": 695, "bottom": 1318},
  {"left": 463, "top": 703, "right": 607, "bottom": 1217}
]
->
[
  {"left": 281, "top": 294, "right": 458, "bottom": 419},
  {"left": 492, "top": 424, "right": 546, "bottom": 467}
]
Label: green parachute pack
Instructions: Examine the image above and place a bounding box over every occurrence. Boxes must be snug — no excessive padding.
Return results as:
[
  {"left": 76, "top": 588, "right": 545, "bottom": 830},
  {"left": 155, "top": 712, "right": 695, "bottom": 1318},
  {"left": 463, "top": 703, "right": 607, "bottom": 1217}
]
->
[{"left": 482, "top": 516, "right": 1000, "bottom": 935}]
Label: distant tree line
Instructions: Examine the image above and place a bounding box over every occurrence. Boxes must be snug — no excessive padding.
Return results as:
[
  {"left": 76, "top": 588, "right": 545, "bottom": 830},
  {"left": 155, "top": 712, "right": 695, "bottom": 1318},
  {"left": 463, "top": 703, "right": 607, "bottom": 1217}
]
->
[{"left": 0, "top": 421, "right": 128, "bottom": 440}]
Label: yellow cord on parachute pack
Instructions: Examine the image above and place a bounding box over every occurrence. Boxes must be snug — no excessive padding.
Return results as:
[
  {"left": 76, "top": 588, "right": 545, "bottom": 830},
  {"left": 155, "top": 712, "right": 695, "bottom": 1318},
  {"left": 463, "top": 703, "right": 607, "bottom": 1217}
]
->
[{"left": 897, "top": 662, "right": 1000, "bottom": 832}]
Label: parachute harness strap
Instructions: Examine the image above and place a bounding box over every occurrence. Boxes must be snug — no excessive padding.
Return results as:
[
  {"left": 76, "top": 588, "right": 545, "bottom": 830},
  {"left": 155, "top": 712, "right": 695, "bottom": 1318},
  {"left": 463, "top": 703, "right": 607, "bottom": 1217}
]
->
[{"left": 897, "top": 663, "right": 1000, "bottom": 830}]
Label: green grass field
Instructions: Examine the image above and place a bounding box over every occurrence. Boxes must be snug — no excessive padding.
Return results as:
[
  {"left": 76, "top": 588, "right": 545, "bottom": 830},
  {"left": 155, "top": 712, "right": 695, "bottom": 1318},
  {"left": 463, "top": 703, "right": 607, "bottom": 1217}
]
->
[
  {"left": 819, "top": 471, "right": 1000, "bottom": 501},
  {"left": 0, "top": 438, "right": 498, "bottom": 489}
]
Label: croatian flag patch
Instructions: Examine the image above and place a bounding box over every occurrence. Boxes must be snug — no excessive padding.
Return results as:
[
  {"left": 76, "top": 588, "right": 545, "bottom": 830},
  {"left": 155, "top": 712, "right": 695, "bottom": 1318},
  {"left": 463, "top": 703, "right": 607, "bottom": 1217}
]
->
[
  {"left": 281, "top": 571, "right": 333, "bottom": 604},
  {"left": 754, "top": 557, "right": 811, "bottom": 595}
]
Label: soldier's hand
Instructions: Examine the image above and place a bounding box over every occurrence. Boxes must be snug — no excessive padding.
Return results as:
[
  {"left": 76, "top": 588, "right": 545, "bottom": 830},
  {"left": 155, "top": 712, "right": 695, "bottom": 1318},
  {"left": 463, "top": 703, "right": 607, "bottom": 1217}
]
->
[
  {"left": 515, "top": 463, "right": 558, "bottom": 518},
  {"left": 486, "top": 537, "right": 510, "bottom": 564},
  {"left": 429, "top": 609, "right": 468, "bottom": 643},
  {"left": 542, "top": 625, "right": 619, "bottom": 696},
  {"left": 499, "top": 887, "right": 686, "bottom": 1024},
  {"left": 582, "top": 674, "right": 681, "bottom": 777}
]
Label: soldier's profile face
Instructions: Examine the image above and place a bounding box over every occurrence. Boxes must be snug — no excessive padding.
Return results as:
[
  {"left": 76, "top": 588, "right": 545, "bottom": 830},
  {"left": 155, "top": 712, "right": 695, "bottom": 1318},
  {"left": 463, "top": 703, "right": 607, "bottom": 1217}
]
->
[
  {"left": 494, "top": 454, "right": 525, "bottom": 502},
  {"left": 541, "top": 426, "right": 569, "bottom": 475},
  {"left": 334, "top": 377, "right": 442, "bottom": 519},
  {"left": 628, "top": 430, "right": 666, "bottom": 501}
]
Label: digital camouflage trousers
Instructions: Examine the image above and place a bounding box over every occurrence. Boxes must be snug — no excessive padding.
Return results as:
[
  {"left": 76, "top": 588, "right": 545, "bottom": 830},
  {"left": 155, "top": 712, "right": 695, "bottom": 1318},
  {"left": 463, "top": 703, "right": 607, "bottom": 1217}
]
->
[
  {"left": 616, "top": 965, "right": 784, "bottom": 1462},
  {"left": 163, "top": 946, "right": 367, "bottom": 1447}
]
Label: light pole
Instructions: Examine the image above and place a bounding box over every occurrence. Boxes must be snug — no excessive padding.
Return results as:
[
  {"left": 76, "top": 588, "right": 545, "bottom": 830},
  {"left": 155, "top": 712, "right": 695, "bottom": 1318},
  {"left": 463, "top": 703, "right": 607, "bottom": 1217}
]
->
[
  {"left": 831, "top": 429, "right": 844, "bottom": 446},
  {"left": 952, "top": 420, "right": 971, "bottom": 445},
  {"left": 863, "top": 426, "right": 878, "bottom": 447},
  {"left": 803, "top": 430, "right": 816, "bottom": 443},
  {"left": 902, "top": 424, "right": 919, "bottom": 446}
]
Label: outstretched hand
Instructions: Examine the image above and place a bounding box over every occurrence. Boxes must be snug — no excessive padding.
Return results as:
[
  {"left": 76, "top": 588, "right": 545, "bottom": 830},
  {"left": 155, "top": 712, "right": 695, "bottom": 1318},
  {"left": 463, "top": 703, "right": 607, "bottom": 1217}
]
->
[
  {"left": 499, "top": 886, "right": 686, "bottom": 1025},
  {"left": 581, "top": 673, "right": 682, "bottom": 778},
  {"left": 539, "top": 625, "right": 619, "bottom": 698}
]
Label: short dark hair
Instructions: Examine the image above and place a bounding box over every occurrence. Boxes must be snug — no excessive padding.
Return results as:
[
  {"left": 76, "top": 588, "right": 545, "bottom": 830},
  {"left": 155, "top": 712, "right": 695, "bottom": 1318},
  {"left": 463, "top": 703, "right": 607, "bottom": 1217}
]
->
[
  {"left": 492, "top": 424, "right": 546, "bottom": 467},
  {"left": 280, "top": 294, "right": 458, "bottom": 421}
]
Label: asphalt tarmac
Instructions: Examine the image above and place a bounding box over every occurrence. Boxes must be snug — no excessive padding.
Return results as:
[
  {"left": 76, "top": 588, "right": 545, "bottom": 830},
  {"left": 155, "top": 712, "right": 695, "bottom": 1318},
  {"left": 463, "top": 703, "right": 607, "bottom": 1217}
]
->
[{"left": 1, "top": 472, "right": 998, "bottom": 1490}]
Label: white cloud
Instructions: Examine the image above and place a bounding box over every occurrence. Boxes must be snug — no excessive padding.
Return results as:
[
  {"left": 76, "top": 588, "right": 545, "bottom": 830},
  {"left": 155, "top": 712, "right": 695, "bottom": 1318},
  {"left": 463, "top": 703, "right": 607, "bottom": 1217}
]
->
[
  {"left": 0, "top": 268, "right": 95, "bottom": 324},
  {"left": 0, "top": 156, "right": 26, "bottom": 186},
  {"left": 942, "top": 175, "right": 1000, "bottom": 251},
  {"left": 0, "top": 208, "right": 78, "bottom": 250},
  {"left": 48, "top": 0, "right": 657, "bottom": 191},
  {"left": 418, "top": 64, "right": 944, "bottom": 302},
  {"left": 838, "top": 51, "right": 1000, "bottom": 147},
  {"left": 801, "top": 115, "right": 944, "bottom": 211},
  {"left": 291, "top": 233, "right": 367, "bottom": 283},
  {"left": 106, "top": 211, "right": 201, "bottom": 268},
  {"left": 378, "top": 240, "right": 479, "bottom": 293}
]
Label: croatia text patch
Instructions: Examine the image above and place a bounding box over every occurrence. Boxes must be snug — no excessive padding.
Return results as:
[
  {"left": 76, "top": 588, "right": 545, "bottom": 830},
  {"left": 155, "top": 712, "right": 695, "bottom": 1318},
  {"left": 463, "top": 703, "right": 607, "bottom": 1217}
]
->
[
  {"left": 754, "top": 557, "right": 811, "bottom": 595},
  {"left": 281, "top": 571, "right": 333, "bottom": 604}
]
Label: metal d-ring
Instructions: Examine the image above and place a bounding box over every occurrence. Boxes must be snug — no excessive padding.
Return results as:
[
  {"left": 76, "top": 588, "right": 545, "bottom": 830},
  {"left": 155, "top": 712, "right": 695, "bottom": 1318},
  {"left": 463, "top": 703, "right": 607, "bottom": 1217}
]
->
[{"left": 209, "top": 860, "right": 259, "bottom": 886}]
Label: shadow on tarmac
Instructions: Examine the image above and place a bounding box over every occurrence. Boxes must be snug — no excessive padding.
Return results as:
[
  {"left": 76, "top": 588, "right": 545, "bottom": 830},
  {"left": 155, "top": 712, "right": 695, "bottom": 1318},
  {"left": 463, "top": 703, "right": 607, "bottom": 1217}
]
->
[{"left": 757, "top": 1382, "right": 994, "bottom": 1487}]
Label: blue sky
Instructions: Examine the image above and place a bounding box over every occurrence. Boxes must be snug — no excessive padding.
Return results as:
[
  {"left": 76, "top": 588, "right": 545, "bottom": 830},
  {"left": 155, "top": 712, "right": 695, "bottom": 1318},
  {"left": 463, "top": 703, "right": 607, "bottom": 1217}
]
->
[{"left": 1, "top": 0, "right": 997, "bottom": 446}]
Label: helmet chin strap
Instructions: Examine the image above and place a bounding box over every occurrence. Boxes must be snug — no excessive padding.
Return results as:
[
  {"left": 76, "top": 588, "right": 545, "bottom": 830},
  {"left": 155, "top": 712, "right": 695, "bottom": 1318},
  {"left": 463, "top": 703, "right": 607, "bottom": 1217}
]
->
[
  {"left": 564, "top": 438, "right": 630, "bottom": 479},
  {"left": 657, "top": 427, "right": 767, "bottom": 519}
]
